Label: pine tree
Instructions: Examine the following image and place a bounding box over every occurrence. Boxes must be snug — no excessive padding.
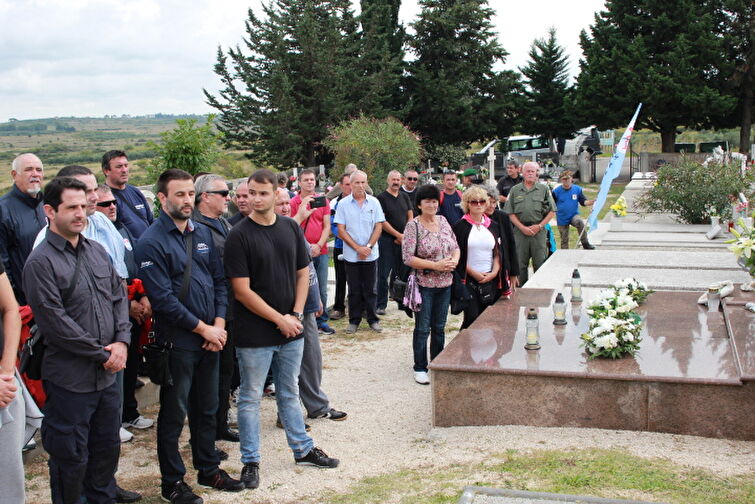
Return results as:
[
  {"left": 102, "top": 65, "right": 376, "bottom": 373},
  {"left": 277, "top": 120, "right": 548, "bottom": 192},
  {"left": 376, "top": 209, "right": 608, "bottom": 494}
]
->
[
  {"left": 404, "top": 0, "right": 521, "bottom": 148},
  {"left": 519, "top": 27, "right": 575, "bottom": 148},
  {"left": 204, "top": 0, "right": 360, "bottom": 167},
  {"left": 573, "top": 0, "right": 736, "bottom": 152}
]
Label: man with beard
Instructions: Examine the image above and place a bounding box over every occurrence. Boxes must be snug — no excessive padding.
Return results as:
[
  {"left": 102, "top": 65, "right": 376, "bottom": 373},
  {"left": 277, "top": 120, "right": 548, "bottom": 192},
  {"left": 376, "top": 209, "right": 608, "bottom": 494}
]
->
[
  {"left": 376, "top": 170, "right": 413, "bottom": 314},
  {"left": 136, "top": 169, "right": 243, "bottom": 503},
  {"left": 0, "top": 153, "right": 46, "bottom": 304}
]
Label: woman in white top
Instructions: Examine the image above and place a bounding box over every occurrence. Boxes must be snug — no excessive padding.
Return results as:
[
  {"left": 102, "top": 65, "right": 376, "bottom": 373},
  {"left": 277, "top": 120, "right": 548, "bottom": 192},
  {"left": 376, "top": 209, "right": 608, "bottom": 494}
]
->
[{"left": 452, "top": 185, "right": 501, "bottom": 329}]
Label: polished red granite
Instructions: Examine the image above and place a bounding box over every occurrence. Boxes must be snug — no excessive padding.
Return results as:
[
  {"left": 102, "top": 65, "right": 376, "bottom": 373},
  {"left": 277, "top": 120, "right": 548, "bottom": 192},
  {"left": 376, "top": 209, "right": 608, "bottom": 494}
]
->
[{"left": 430, "top": 288, "right": 755, "bottom": 439}]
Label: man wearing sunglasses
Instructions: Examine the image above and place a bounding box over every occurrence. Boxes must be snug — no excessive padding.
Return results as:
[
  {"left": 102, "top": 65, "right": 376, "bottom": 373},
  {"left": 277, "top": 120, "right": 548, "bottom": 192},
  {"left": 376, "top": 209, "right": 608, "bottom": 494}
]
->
[
  {"left": 192, "top": 175, "right": 239, "bottom": 447},
  {"left": 400, "top": 169, "right": 419, "bottom": 207}
]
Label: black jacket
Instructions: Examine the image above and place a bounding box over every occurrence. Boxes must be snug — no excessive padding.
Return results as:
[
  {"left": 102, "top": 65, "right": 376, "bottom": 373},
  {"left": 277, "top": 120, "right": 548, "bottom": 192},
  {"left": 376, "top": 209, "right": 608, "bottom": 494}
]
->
[
  {"left": 0, "top": 185, "right": 46, "bottom": 304},
  {"left": 452, "top": 211, "right": 519, "bottom": 292}
]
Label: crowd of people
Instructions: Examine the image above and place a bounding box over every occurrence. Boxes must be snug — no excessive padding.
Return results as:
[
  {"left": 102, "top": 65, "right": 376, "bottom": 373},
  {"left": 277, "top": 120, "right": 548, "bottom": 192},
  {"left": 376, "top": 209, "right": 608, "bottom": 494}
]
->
[{"left": 0, "top": 151, "right": 595, "bottom": 504}]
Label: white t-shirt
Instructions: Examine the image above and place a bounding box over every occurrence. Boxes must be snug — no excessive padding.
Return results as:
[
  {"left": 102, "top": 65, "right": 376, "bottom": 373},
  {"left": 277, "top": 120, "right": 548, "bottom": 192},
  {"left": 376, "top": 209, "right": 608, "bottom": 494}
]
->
[{"left": 466, "top": 224, "right": 495, "bottom": 273}]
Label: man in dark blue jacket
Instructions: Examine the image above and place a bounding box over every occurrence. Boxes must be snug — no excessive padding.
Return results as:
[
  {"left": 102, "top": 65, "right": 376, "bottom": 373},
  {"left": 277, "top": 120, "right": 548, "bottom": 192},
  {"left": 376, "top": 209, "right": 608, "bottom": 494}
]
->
[
  {"left": 0, "top": 153, "right": 45, "bottom": 304},
  {"left": 135, "top": 169, "right": 243, "bottom": 503},
  {"left": 102, "top": 150, "right": 153, "bottom": 239}
]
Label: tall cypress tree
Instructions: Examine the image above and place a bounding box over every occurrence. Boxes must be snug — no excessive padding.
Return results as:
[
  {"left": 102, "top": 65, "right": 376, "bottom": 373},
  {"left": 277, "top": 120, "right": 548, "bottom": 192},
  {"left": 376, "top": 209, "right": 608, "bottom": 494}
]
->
[
  {"left": 404, "top": 0, "right": 521, "bottom": 147},
  {"left": 519, "top": 27, "right": 575, "bottom": 147},
  {"left": 204, "top": 0, "right": 359, "bottom": 167},
  {"left": 355, "top": 0, "right": 405, "bottom": 117},
  {"left": 573, "top": 0, "right": 735, "bottom": 152}
]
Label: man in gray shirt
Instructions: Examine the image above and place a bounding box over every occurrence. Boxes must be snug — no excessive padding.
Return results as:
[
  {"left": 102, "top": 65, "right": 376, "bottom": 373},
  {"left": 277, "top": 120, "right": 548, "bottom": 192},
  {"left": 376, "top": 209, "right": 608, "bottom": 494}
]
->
[{"left": 23, "top": 177, "right": 131, "bottom": 504}]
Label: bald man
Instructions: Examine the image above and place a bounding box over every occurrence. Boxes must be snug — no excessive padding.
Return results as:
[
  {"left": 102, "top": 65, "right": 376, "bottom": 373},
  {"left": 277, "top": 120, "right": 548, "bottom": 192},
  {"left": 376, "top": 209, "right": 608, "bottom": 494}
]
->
[{"left": 0, "top": 153, "right": 46, "bottom": 304}]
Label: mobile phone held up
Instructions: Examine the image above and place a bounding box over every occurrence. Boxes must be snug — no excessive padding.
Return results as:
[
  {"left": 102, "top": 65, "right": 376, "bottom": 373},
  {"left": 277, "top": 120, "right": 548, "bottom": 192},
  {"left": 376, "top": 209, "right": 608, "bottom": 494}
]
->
[{"left": 310, "top": 195, "right": 327, "bottom": 209}]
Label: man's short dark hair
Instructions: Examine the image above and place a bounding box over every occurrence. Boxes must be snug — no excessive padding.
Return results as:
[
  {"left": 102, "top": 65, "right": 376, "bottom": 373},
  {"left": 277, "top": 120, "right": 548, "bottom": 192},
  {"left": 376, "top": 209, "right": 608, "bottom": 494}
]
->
[
  {"left": 443, "top": 170, "right": 457, "bottom": 178},
  {"left": 57, "top": 165, "right": 93, "bottom": 178},
  {"left": 44, "top": 177, "right": 87, "bottom": 211},
  {"left": 298, "top": 168, "right": 316, "bottom": 180},
  {"left": 414, "top": 183, "right": 441, "bottom": 214},
  {"left": 340, "top": 172, "right": 351, "bottom": 183},
  {"left": 248, "top": 169, "right": 277, "bottom": 188},
  {"left": 506, "top": 159, "right": 518, "bottom": 168},
  {"left": 101, "top": 150, "right": 128, "bottom": 172},
  {"left": 156, "top": 169, "right": 193, "bottom": 196}
]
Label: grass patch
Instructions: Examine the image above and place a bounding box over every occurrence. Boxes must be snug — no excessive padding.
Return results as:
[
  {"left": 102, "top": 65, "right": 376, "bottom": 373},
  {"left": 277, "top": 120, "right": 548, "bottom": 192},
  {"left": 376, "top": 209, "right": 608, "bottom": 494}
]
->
[{"left": 314, "top": 448, "right": 754, "bottom": 504}]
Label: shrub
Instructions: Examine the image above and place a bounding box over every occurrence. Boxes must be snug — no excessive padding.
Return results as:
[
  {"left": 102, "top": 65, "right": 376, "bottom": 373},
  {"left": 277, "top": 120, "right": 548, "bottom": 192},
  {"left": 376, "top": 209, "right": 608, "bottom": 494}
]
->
[
  {"left": 635, "top": 157, "right": 755, "bottom": 224},
  {"left": 145, "top": 115, "right": 221, "bottom": 178},
  {"left": 323, "top": 116, "right": 422, "bottom": 192},
  {"left": 425, "top": 143, "right": 469, "bottom": 172}
]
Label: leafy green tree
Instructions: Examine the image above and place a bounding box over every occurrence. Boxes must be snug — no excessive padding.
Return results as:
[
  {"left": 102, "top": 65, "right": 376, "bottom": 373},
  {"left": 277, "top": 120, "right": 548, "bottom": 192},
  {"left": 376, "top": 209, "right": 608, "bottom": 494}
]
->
[
  {"left": 355, "top": 0, "right": 405, "bottom": 117},
  {"left": 519, "top": 27, "right": 575, "bottom": 148},
  {"left": 573, "top": 0, "right": 736, "bottom": 152},
  {"left": 323, "top": 116, "right": 422, "bottom": 192},
  {"left": 205, "top": 0, "right": 360, "bottom": 168},
  {"left": 404, "top": 0, "right": 521, "bottom": 148},
  {"left": 146, "top": 115, "right": 221, "bottom": 177}
]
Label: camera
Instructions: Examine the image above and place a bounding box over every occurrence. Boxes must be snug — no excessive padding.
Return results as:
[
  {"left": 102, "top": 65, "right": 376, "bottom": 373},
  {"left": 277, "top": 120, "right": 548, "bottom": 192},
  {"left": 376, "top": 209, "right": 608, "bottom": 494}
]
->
[{"left": 310, "top": 195, "right": 327, "bottom": 209}]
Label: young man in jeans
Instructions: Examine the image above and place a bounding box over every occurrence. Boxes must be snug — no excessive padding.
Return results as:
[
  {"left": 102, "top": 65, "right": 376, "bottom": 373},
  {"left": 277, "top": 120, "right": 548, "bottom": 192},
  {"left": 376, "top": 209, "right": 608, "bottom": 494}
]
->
[{"left": 225, "top": 170, "right": 339, "bottom": 491}]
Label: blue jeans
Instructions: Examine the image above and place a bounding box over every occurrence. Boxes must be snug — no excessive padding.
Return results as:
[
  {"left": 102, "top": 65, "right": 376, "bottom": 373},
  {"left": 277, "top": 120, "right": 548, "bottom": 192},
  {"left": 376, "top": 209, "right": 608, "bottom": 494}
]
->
[
  {"left": 157, "top": 348, "right": 220, "bottom": 485},
  {"left": 412, "top": 285, "right": 451, "bottom": 372},
  {"left": 413, "top": 285, "right": 451, "bottom": 372},
  {"left": 236, "top": 339, "right": 314, "bottom": 463},
  {"left": 312, "top": 254, "right": 329, "bottom": 325}
]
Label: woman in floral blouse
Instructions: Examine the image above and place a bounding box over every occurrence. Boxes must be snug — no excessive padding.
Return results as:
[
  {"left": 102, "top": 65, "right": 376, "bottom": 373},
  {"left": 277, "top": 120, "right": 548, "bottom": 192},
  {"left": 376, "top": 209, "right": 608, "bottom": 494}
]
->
[{"left": 402, "top": 184, "right": 460, "bottom": 385}]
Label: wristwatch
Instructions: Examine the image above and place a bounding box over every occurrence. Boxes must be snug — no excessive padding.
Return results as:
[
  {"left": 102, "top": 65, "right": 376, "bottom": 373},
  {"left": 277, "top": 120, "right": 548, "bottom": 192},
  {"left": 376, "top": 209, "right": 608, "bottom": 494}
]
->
[
  {"left": 366, "top": 243, "right": 374, "bottom": 249},
  {"left": 290, "top": 311, "right": 304, "bottom": 322}
]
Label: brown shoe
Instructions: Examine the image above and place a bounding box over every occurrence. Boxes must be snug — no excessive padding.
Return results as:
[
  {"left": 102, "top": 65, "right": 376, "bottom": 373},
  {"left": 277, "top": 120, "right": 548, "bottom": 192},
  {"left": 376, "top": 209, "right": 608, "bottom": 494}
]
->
[{"left": 329, "top": 309, "right": 345, "bottom": 320}]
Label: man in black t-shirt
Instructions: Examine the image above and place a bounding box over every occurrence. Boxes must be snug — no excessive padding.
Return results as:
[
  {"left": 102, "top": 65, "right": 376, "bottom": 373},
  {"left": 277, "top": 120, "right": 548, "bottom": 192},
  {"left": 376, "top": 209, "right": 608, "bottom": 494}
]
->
[
  {"left": 376, "top": 170, "right": 413, "bottom": 313},
  {"left": 496, "top": 159, "right": 522, "bottom": 207},
  {"left": 400, "top": 168, "right": 419, "bottom": 207},
  {"left": 224, "top": 170, "right": 339, "bottom": 490}
]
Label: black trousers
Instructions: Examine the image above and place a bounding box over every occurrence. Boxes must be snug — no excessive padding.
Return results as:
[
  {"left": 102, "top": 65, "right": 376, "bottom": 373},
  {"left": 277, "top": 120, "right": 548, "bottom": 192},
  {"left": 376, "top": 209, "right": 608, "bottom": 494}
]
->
[
  {"left": 122, "top": 321, "right": 142, "bottom": 422},
  {"left": 345, "top": 259, "right": 378, "bottom": 325},
  {"left": 461, "top": 279, "right": 496, "bottom": 329},
  {"left": 42, "top": 381, "right": 121, "bottom": 504},
  {"left": 216, "top": 324, "right": 237, "bottom": 437},
  {"left": 333, "top": 247, "right": 347, "bottom": 312},
  {"left": 157, "top": 347, "right": 220, "bottom": 486}
]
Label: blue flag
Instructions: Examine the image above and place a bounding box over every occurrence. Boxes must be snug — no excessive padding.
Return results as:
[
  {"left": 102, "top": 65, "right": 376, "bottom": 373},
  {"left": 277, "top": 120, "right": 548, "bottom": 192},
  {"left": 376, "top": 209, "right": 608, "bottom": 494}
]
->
[{"left": 588, "top": 103, "right": 643, "bottom": 232}]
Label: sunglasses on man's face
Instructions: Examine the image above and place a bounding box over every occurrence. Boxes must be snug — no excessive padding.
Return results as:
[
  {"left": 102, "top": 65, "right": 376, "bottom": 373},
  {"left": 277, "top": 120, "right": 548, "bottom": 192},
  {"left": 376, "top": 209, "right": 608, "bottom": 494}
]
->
[
  {"left": 206, "top": 190, "right": 230, "bottom": 197},
  {"left": 96, "top": 199, "right": 117, "bottom": 208},
  {"left": 406, "top": 177, "right": 418, "bottom": 181}
]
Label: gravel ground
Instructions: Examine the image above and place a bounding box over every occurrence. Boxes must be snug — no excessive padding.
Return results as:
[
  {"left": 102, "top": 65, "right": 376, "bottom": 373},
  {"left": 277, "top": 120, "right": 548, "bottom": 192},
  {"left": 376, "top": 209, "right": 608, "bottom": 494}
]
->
[{"left": 23, "top": 306, "right": 755, "bottom": 503}]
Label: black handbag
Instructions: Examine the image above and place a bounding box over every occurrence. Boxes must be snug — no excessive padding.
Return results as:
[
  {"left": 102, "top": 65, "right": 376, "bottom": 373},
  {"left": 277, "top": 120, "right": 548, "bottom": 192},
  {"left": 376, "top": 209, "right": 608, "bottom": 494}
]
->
[
  {"left": 142, "top": 233, "right": 193, "bottom": 387},
  {"left": 450, "top": 271, "right": 474, "bottom": 315},
  {"left": 471, "top": 279, "right": 496, "bottom": 305},
  {"left": 19, "top": 250, "right": 83, "bottom": 380},
  {"left": 390, "top": 220, "right": 420, "bottom": 303}
]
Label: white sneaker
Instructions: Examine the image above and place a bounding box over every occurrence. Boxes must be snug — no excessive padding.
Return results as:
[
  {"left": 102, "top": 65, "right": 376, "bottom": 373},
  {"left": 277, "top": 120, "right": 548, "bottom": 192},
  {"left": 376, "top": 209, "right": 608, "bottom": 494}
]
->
[
  {"left": 119, "top": 427, "right": 134, "bottom": 443},
  {"left": 414, "top": 371, "right": 430, "bottom": 385},
  {"left": 122, "top": 415, "right": 154, "bottom": 430}
]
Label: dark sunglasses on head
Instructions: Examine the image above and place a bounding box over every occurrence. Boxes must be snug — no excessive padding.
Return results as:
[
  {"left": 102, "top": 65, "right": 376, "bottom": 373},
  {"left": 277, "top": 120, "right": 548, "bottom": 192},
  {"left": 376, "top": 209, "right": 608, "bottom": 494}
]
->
[
  {"left": 96, "top": 199, "right": 117, "bottom": 207},
  {"left": 406, "top": 177, "right": 418, "bottom": 181},
  {"left": 469, "top": 199, "right": 487, "bottom": 206},
  {"left": 205, "top": 190, "right": 230, "bottom": 197}
]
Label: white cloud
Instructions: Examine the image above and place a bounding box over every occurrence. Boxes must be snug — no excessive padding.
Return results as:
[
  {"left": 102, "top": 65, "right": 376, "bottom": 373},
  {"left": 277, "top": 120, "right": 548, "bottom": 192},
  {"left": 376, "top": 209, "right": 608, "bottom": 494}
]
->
[{"left": 0, "top": 0, "right": 606, "bottom": 121}]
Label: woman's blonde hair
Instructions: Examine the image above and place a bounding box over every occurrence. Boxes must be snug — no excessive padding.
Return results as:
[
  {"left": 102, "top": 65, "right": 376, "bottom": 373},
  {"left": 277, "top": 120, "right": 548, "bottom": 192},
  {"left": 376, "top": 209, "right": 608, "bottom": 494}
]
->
[{"left": 460, "top": 185, "right": 488, "bottom": 213}]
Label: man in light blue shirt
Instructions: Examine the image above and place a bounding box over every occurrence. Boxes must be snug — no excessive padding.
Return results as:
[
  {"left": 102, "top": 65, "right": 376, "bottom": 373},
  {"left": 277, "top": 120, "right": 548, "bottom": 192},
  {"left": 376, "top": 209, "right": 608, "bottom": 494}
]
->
[{"left": 334, "top": 170, "right": 385, "bottom": 334}]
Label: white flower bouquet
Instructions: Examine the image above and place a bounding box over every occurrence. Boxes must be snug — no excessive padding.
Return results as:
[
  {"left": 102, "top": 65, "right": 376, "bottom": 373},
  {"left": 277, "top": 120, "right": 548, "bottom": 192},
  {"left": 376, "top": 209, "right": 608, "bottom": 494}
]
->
[
  {"left": 581, "top": 287, "right": 645, "bottom": 359},
  {"left": 612, "top": 277, "right": 654, "bottom": 304}
]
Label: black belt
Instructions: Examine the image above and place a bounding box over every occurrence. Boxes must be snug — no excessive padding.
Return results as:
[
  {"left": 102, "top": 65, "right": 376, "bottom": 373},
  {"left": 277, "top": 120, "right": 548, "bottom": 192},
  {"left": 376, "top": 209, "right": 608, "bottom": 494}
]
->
[{"left": 521, "top": 221, "right": 539, "bottom": 226}]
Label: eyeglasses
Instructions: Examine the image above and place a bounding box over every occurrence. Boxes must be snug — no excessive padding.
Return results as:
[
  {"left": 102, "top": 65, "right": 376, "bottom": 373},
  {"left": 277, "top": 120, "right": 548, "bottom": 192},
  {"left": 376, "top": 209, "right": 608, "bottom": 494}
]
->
[
  {"left": 406, "top": 177, "right": 418, "bottom": 181},
  {"left": 469, "top": 200, "right": 487, "bottom": 206},
  {"left": 96, "top": 200, "right": 117, "bottom": 207},
  {"left": 205, "top": 190, "right": 230, "bottom": 197}
]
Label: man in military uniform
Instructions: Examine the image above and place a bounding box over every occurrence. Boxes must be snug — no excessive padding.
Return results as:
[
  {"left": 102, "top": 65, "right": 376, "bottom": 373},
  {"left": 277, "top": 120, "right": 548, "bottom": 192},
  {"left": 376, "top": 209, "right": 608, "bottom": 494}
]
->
[{"left": 503, "top": 161, "right": 555, "bottom": 286}]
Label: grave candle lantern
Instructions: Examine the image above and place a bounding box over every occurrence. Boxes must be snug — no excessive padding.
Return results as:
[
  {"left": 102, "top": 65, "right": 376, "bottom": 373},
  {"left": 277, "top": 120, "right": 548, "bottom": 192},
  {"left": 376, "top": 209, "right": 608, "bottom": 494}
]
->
[
  {"left": 525, "top": 308, "right": 541, "bottom": 350},
  {"left": 552, "top": 292, "right": 567, "bottom": 325},
  {"left": 571, "top": 269, "right": 582, "bottom": 302}
]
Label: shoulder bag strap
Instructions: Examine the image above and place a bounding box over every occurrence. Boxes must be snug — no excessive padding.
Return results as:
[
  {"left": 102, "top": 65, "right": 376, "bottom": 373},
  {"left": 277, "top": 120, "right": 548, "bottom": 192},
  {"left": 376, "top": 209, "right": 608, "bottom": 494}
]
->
[{"left": 179, "top": 232, "right": 193, "bottom": 304}]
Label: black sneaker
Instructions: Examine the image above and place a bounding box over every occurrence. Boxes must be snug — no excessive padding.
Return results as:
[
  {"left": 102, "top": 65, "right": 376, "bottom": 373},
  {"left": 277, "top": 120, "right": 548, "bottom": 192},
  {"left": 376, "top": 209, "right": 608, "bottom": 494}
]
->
[
  {"left": 308, "top": 408, "right": 347, "bottom": 421},
  {"left": 116, "top": 485, "right": 142, "bottom": 503},
  {"left": 197, "top": 469, "right": 244, "bottom": 492},
  {"left": 294, "top": 447, "right": 339, "bottom": 468},
  {"left": 241, "top": 462, "right": 259, "bottom": 489},
  {"left": 161, "top": 481, "right": 202, "bottom": 504}
]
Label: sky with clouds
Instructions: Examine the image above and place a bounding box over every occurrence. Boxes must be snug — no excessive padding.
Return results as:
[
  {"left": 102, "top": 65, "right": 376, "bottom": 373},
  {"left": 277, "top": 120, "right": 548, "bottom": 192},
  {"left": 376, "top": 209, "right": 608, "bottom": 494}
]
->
[{"left": 0, "top": 0, "right": 607, "bottom": 121}]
